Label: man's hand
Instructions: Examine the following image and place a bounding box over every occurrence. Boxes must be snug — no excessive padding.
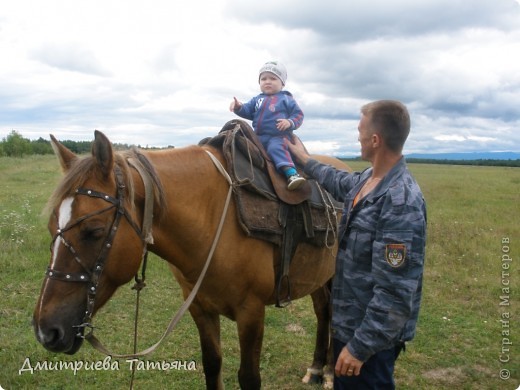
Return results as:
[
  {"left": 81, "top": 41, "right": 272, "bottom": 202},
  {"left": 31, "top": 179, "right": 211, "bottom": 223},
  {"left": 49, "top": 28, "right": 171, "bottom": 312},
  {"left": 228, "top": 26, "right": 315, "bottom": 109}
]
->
[
  {"left": 229, "top": 97, "right": 242, "bottom": 112},
  {"left": 335, "top": 346, "right": 364, "bottom": 377},
  {"left": 285, "top": 134, "right": 311, "bottom": 166}
]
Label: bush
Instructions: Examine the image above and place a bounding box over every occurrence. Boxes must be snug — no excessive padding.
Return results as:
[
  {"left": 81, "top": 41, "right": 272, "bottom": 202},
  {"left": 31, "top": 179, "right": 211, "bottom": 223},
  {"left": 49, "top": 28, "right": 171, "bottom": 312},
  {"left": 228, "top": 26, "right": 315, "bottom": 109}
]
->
[{"left": 1, "top": 130, "right": 32, "bottom": 157}]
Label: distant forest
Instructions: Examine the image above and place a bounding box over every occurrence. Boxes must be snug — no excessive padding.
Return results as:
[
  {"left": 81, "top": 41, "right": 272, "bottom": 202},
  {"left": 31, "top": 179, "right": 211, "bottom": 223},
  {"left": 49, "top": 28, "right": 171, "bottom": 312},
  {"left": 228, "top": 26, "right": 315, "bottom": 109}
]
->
[
  {"left": 344, "top": 157, "right": 520, "bottom": 167},
  {"left": 2, "top": 130, "right": 519, "bottom": 167},
  {"left": 0, "top": 130, "right": 169, "bottom": 157}
]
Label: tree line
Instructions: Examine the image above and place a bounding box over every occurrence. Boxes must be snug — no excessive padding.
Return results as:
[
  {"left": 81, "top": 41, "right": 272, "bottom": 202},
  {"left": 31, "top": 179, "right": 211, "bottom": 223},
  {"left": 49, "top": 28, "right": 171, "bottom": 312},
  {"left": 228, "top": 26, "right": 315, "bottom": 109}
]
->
[
  {"left": 0, "top": 130, "right": 168, "bottom": 157},
  {"left": 343, "top": 157, "right": 520, "bottom": 167},
  {"left": 405, "top": 158, "right": 520, "bottom": 167},
  {"left": 2, "top": 130, "right": 519, "bottom": 167}
]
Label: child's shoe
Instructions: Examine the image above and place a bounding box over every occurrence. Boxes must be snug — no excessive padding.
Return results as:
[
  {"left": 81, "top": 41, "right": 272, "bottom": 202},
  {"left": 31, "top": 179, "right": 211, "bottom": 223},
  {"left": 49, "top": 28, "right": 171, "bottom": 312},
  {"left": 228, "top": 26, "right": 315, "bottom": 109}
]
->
[{"left": 287, "top": 174, "right": 306, "bottom": 190}]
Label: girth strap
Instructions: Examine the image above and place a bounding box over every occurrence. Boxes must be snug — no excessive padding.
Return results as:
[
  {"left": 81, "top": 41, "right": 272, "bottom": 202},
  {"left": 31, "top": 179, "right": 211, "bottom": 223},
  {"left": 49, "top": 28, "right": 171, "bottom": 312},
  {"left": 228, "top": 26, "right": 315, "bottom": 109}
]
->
[{"left": 276, "top": 204, "right": 305, "bottom": 307}]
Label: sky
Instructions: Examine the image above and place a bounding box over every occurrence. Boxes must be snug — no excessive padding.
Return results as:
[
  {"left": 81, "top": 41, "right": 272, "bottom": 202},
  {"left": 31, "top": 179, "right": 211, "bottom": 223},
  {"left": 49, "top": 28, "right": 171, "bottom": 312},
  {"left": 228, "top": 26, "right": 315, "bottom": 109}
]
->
[{"left": 1, "top": 0, "right": 519, "bottom": 157}]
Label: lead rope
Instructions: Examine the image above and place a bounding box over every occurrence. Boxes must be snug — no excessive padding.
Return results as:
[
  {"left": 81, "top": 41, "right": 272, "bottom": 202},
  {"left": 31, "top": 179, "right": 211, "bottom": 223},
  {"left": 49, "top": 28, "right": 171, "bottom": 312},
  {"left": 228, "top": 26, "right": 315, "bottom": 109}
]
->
[
  {"left": 129, "top": 250, "right": 148, "bottom": 390},
  {"left": 127, "top": 157, "right": 153, "bottom": 390}
]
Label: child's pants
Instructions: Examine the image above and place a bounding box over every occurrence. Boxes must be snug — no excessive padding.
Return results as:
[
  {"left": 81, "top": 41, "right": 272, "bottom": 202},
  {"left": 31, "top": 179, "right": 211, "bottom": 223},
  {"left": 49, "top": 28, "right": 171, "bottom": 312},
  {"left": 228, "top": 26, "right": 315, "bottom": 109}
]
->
[{"left": 258, "top": 134, "right": 295, "bottom": 172}]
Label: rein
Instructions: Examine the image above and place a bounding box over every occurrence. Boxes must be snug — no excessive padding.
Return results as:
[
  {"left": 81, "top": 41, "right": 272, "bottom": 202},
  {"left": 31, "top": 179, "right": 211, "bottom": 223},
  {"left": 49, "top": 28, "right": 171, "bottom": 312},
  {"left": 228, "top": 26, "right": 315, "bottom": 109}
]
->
[{"left": 46, "top": 150, "right": 233, "bottom": 360}]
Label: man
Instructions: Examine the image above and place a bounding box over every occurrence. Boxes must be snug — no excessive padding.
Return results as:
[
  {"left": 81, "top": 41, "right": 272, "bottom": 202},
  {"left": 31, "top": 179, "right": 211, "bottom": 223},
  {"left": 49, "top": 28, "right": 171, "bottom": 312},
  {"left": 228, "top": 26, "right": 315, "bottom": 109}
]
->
[{"left": 287, "top": 100, "right": 427, "bottom": 389}]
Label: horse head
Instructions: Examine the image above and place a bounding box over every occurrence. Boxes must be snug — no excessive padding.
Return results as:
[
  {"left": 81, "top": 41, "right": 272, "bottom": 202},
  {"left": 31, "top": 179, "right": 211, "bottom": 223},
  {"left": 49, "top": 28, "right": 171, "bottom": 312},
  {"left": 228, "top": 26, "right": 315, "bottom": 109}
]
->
[{"left": 33, "top": 131, "right": 147, "bottom": 354}]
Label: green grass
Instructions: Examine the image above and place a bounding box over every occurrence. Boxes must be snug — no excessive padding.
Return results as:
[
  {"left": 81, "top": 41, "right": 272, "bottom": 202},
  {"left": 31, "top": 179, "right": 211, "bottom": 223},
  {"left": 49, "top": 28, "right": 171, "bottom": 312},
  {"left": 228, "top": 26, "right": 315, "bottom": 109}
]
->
[{"left": 1, "top": 156, "right": 519, "bottom": 389}]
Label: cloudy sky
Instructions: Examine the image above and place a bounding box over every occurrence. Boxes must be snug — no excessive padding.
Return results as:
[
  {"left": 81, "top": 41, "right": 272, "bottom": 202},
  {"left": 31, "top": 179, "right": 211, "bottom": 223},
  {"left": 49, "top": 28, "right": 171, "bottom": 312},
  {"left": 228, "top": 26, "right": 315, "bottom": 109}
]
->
[{"left": 1, "top": 0, "right": 519, "bottom": 156}]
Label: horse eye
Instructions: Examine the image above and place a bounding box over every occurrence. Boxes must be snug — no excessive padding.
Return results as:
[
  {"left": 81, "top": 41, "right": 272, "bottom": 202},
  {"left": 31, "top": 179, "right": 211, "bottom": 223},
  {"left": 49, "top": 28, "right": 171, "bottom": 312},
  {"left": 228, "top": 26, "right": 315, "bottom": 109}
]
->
[{"left": 81, "top": 226, "right": 105, "bottom": 241}]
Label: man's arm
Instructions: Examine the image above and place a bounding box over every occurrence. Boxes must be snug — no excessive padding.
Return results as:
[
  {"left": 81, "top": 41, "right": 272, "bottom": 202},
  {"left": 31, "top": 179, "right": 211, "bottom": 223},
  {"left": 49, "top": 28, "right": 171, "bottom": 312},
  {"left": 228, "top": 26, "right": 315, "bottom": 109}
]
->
[{"left": 286, "top": 135, "right": 360, "bottom": 203}]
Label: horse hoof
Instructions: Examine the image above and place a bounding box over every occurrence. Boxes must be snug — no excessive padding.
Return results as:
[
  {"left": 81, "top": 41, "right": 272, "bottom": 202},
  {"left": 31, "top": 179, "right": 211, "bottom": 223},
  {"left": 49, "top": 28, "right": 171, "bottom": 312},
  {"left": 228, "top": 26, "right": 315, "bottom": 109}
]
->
[
  {"left": 322, "top": 373, "right": 334, "bottom": 389},
  {"left": 302, "top": 368, "right": 323, "bottom": 384}
]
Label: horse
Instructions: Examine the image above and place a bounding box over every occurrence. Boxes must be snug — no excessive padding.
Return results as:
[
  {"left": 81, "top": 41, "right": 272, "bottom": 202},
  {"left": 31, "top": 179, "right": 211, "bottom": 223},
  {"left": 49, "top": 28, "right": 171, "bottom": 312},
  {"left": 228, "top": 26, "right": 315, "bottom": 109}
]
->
[{"left": 33, "top": 130, "right": 347, "bottom": 389}]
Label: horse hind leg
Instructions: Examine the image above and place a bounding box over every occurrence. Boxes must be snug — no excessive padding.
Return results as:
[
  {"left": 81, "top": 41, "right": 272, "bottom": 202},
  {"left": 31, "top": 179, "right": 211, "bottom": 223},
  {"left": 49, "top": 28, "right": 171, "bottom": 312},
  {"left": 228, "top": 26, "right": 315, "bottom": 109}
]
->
[{"left": 302, "top": 281, "right": 333, "bottom": 388}]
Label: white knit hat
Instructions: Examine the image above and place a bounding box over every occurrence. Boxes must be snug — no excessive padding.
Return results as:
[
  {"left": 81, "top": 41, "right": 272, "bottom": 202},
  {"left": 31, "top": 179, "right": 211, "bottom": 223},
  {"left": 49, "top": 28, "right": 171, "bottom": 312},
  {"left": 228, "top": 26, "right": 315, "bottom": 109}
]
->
[{"left": 258, "top": 61, "right": 287, "bottom": 85}]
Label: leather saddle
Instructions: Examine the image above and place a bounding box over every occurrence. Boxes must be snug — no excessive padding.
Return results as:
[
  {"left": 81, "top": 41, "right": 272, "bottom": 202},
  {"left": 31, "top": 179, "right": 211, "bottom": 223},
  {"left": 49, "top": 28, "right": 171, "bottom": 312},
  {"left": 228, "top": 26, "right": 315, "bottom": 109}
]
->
[{"left": 200, "top": 119, "right": 340, "bottom": 306}]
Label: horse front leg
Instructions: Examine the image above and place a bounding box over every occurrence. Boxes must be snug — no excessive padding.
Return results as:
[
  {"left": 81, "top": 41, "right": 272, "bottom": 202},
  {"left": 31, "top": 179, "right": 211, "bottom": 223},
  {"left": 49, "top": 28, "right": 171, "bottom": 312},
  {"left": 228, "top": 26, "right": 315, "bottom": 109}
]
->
[
  {"left": 189, "top": 303, "right": 224, "bottom": 390},
  {"left": 302, "top": 281, "right": 333, "bottom": 388},
  {"left": 236, "top": 303, "right": 265, "bottom": 390}
]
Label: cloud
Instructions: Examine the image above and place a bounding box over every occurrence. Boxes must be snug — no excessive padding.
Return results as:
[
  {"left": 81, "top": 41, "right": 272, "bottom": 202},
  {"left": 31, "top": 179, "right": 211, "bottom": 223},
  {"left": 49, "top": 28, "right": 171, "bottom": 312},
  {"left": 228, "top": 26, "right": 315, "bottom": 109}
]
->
[
  {"left": 31, "top": 44, "right": 111, "bottom": 76},
  {"left": 227, "top": 0, "right": 519, "bottom": 40},
  {"left": 0, "top": 0, "right": 519, "bottom": 156},
  {"left": 435, "top": 135, "right": 467, "bottom": 142}
]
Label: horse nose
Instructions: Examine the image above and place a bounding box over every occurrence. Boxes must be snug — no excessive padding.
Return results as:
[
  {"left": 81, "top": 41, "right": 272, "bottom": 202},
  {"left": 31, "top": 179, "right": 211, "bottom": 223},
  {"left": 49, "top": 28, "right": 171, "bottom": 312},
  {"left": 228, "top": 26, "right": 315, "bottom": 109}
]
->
[{"left": 34, "top": 321, "right": 67, "bottom": 351}]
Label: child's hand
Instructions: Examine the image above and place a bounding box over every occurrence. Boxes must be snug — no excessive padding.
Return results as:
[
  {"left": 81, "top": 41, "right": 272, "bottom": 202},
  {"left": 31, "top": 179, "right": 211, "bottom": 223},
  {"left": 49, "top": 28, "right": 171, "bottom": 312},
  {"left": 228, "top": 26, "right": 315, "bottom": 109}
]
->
[
  {"left": 276, "top": 119, "right": 292, "bottom": 131},
  {"left": 229, "top": 97, "right": 242, "bottom": 112}
]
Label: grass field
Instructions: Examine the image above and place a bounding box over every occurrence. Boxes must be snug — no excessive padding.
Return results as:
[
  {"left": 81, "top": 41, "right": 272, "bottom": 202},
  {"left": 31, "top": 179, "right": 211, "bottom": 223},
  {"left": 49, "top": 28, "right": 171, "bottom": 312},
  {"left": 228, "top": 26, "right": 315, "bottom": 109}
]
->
[{"left": 0, "top": 155, "right": 518, "bottom": 389}]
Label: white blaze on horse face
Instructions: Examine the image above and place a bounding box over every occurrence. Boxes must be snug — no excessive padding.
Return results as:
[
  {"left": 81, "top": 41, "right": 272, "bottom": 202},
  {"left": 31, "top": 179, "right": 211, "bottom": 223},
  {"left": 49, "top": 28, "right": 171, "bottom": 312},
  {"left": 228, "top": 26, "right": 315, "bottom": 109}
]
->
[
  {"left": 40, "top": 196, "right": 73, "bottom": 302},
  {"left": 51, "top": 197, "right": 74, "bottom": 268},
  {"left": 37, "top": 196, "right": 75, "bottom": 335}
]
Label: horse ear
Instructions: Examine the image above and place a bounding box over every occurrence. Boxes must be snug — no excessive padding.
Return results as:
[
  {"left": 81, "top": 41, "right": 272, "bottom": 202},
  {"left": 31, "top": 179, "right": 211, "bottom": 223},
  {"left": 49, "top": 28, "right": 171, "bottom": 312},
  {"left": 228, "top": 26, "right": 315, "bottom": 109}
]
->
[
  {"left": 92, "top": 130, "right": 114, "bottom": 178},
  {"left": 50, "top": 134, "right": 77, "bottom": 172}
]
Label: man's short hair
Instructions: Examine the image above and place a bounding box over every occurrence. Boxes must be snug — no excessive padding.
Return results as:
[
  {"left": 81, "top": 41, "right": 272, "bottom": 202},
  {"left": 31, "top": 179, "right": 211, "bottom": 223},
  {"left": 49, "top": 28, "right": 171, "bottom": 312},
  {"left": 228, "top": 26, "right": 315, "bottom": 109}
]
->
[{"left": 361, "top": 100, "right": 410, "bottom": 153}]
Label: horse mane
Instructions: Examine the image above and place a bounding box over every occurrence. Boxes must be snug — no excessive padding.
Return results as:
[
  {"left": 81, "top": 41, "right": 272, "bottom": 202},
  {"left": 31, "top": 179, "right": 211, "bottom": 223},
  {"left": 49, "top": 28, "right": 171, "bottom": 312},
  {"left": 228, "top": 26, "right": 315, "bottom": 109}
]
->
[
  {"left": 45, "top": 148, "right": 167, "bottom": 219},
  {"left": 122, "top": 148, "right": 168, "bottom": 219}
]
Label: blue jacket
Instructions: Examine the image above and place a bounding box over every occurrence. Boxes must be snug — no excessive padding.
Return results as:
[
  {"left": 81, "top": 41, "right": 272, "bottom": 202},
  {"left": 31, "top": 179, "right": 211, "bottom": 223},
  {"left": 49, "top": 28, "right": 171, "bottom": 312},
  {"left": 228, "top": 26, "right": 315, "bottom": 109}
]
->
[
  {"left": 304, "top": 157, "right": 427, "bottom": 362},
  {"left": 235, "top": 91, "right": 304, "bottom": 137}
]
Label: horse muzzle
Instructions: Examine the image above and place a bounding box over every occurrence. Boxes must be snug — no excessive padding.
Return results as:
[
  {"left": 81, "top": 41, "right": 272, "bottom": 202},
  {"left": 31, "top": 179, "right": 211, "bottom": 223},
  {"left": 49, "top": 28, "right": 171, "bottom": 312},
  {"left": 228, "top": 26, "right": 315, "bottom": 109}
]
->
[{"left": 33, "top": 317, "right": 84, "bottom": 354}]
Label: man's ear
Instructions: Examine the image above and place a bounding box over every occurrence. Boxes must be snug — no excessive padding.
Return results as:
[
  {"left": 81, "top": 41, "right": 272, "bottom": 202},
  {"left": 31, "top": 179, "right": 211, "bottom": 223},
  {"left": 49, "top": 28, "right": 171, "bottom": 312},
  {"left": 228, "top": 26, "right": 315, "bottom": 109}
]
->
[{"left": 372, "top": 133, "right": 382, "bottom": 148}]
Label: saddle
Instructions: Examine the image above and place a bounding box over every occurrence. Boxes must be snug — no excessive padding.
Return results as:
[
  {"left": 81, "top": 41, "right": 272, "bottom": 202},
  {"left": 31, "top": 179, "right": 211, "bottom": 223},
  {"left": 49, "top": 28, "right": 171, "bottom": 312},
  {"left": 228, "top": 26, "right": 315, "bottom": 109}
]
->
[{"left": 200, "top": 120, "right": 340, "bottom": 306}]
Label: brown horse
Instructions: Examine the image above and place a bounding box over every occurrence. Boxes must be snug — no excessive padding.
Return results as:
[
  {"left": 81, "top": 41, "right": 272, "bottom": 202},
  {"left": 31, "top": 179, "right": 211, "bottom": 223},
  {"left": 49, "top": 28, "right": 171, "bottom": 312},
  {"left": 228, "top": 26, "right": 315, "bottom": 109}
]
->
[{"left": 33, "top": 130, "right": 346, "bottom": 389}]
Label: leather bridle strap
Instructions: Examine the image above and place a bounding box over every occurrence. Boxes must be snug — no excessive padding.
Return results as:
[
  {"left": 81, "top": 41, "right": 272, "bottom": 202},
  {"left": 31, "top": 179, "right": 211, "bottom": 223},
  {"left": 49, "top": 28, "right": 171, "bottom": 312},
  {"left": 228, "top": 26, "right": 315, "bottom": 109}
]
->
[
  {"left": 76, "top": 166, "right": 134, "bottom": 333},
  {"left": 46, "top": 165, "right": 148, "bottom": 338},
  {"left": 84, "top": 150, "right": 233, "bottom": 358}
]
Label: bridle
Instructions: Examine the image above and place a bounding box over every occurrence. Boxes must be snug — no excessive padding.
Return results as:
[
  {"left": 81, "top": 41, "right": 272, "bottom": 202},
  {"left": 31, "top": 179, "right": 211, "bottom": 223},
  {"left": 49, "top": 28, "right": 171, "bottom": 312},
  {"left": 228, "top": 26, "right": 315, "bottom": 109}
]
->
[
  {"left": 46, "top": 165, "right": 146, "bottom": 338},
  {"left": 42, "top": 151, "right": 233, "bottom": 361}
]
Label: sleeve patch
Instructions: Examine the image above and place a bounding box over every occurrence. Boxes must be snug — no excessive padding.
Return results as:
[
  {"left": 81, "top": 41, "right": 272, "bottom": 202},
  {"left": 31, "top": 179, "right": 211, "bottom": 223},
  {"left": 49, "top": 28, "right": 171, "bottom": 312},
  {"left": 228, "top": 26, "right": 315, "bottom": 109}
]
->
[{"left": 385, "top": 243, "right": 406, "bottom": 268}]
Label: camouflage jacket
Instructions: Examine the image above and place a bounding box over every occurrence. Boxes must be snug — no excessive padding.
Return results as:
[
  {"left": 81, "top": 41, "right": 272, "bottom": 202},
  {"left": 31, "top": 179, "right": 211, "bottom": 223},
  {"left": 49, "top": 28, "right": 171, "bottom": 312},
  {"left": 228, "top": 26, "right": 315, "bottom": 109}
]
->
[{"left": 304, "top": 157, "right": 427, "bottom": 362}]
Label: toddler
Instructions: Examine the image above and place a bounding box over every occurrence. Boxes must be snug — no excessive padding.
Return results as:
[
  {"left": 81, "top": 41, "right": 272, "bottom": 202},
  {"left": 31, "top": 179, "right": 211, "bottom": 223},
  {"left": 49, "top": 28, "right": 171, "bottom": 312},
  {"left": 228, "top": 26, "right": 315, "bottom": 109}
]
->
[{"left": 230, "top": 61, "right": 306, "bottom": 190}]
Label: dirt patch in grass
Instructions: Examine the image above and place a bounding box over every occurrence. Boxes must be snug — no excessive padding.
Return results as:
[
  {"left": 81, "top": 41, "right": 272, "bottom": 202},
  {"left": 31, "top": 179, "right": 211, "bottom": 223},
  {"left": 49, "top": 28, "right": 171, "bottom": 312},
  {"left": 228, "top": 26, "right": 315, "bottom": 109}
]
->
[
  {"left": 285, "top": 323, "right": 306, "bottom": 335},
  {"left": 422, "top": 367, "right": 465, "bottom": 385}
]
